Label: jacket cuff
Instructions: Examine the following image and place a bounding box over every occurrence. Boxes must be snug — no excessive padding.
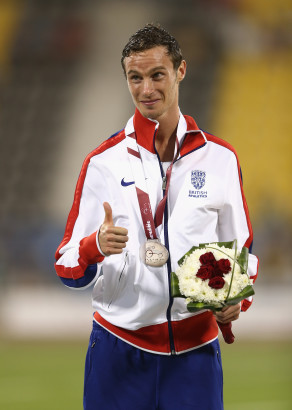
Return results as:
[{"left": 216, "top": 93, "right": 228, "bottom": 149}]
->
[
  {"left": 241, "top": 298, "right": 253, "bottom": 312},
  {"left": 79, "top": 231, "right": 105, "bottom": 264},
  {"left": 96, "top": 228, "right": 107, "bottom": 257}
]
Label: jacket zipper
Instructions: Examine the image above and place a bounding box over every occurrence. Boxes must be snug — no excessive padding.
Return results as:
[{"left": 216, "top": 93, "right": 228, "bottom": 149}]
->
[
  {"left": 153, "top": 131, "right": 207, "bottom": 355},
  {"left": 155, "top": 149, "right": 176, "bottom": 355},
  {"left": 163, "top": 197, "right": 176, "bottom": 355}
]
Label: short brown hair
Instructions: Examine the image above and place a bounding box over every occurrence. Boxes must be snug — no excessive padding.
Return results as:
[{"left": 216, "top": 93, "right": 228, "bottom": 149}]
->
[{"left": 121, "top": 23, "right": 183, "bottom": 75}]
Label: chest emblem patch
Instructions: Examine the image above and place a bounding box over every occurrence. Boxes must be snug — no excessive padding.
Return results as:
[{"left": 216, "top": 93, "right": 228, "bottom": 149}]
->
[
  {"left": 191, "top": 170, "right": 206, "bottom": 190},
  {"left": 189, "top": 170, "right": 207, "bottom": 198}
]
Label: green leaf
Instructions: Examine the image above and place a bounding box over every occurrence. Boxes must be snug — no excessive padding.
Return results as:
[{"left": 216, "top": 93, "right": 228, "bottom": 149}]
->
[
  {"left": 170, "top": 272, "right": 182, "bottom": 297},
  {"left": 226, "top": 285, "right": 255, "bottom": 305},
  {"left": 214, "top": 241, "right": 235, "bottom": 249},
  {"left": 178, "top": 241, "right": 235, "bottom": 266},
  {"left": 186, "top": 301, "right": 223, "bottom": 312},
  {"left": 238, "top": 246, "right": 249, "bottom": 274}
]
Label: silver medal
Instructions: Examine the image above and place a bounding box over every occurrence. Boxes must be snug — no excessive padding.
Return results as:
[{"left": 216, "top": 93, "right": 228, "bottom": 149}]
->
[{"left": 140, "top": 239, "right": 169, "bottom": 267}]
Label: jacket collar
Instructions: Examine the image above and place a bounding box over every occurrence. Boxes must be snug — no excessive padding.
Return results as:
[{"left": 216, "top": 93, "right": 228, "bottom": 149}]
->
[{"left": 124, "top": 108, "right": 207, "bottom": 157}]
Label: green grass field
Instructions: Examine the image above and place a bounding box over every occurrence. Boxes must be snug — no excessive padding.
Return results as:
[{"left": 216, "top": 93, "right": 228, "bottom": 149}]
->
[{"left": 0, "top": 340, "right": 291, "bottom": 409}]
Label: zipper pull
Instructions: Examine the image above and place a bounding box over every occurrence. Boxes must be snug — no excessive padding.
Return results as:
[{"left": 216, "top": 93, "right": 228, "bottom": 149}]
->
[{"left": 162, "top": 176, "right": 167, "bottom": 190}]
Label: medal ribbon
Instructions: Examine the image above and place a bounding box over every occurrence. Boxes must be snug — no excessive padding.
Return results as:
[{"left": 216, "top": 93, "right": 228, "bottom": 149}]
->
[{"left": 126, "top": 132, "right": 179, "bottom": 240}]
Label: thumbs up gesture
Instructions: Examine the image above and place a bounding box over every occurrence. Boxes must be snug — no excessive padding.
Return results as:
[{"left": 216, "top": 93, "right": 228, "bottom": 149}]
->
[{"left": 98, "top": 202, "right": 128, "bottom": 256}]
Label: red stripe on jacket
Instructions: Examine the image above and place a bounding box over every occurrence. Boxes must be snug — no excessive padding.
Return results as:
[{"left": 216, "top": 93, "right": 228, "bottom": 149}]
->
[
  {"left": 94, "top": 311, "right": 218, "bottom": 354},
  {"left": 55, "top": 131, "right": 125, "bottom": 279}
]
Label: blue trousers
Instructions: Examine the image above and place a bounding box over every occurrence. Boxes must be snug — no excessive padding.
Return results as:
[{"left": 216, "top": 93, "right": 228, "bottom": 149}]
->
[{"left": 83, "top": 321, "right": 223, "bottom": 410}]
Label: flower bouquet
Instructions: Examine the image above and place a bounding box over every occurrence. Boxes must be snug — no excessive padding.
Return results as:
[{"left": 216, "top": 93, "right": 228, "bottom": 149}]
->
[{"left": 171, "top": 240, "right": 255, "bottom": 344}]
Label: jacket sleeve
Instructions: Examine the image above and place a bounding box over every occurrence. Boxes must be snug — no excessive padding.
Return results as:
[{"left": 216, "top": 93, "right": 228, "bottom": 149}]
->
[
  {"left": 54, "top": 155, "right": 108, "bottom": 289},
  {"left": 218, "top": 151, "right": 259, "bottom": 311}
]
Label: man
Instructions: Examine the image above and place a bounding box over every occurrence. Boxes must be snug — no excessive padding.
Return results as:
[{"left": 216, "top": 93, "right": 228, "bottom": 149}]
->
[{"left": 55, "top": 24, "right": 258, "bottom": 410}]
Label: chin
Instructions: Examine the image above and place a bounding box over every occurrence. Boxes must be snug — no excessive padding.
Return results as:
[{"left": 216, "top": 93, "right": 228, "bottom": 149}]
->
[
  {"left": 145, "top": 113, "right": 157, "bottom": 120},
  {"left": 142, "top": 109, "right": 161, "bottom": 121}
]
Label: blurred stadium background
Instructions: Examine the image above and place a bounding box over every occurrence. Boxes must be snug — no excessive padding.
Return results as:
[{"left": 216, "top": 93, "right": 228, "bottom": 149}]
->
[{"left": 0, "top": 0, "right": 291, "bottom": 409}]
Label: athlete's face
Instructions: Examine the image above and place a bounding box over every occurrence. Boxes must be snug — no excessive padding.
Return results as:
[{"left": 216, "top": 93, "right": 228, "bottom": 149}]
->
[{"left": 124, "top": 46, "right": 186, "bottom": 122}]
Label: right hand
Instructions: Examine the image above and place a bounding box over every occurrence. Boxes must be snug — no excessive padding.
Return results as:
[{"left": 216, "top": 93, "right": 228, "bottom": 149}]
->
[{"left": 98, "top": 202, "right": 128, "bottom": 256}]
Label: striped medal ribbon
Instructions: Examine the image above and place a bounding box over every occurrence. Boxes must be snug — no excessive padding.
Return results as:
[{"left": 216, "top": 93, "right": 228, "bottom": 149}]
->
[{"left": 126, "top": 132, "right": 179, "bottom": 267}]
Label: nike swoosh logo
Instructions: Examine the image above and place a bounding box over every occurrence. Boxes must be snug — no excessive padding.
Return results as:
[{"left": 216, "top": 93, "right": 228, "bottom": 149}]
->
[{"left": 121, "top": 178, "right": 135, "bottom": 187}]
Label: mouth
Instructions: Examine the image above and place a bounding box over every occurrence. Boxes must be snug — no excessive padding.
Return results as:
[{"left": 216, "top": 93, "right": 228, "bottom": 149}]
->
[{"left": 140, "top": 99, "right": 160, "bottom": 107}]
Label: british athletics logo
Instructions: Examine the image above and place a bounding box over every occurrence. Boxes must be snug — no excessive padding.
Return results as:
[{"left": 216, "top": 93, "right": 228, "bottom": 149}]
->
[
  {"left": 191, "top": 170, "right": 205, "bottom": 189},
  {"left": 189, "top": 170, "right": 207, "bottom": 198}
]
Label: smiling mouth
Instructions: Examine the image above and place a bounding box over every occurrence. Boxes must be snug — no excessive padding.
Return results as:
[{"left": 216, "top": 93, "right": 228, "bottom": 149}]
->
[{"left": 141, "top": 99, "right": 160, "bottom": 106}]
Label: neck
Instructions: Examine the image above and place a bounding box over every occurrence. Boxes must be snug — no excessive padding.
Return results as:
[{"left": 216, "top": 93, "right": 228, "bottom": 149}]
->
[
  {"left": 154, "top": 109, "right": 180, "bottom": 161},
  {"left": 155, "top": 129, "right": 177, "bottom": 161}
]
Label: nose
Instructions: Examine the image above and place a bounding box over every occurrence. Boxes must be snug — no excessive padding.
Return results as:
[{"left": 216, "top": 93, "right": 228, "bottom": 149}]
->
[{"left": 142, "top": 78, "right": 154, "bottom": 97}]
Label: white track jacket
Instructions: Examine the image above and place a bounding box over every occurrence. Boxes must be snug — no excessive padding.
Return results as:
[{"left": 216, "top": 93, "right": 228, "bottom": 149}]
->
[{"left": 55, "top": 109, "right": 259, "bottom": 355}]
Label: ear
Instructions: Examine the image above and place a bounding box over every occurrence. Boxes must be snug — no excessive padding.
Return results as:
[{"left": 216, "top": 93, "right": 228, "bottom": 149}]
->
[{"left": 177, "top": 60, "right": 187, "bottom": 83}]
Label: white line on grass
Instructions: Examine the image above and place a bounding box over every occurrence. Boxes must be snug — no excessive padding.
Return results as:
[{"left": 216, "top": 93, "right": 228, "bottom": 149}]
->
[{"left": 225, "top": 400, "right": 291, "bottom": 410}]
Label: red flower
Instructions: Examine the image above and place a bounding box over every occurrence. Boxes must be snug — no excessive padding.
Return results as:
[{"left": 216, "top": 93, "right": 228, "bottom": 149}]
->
[
  {"left": 208, "top": 276, "right": 225, "bottom": 289},
  {"left": 196, "top": 264, "right": 214, "bottom": 281},
  {"left": 214, "top": 259, "right": 231, "bottom": 275},
  {"left": 199, "top": 252, "right": 216, "bottom": 266}
]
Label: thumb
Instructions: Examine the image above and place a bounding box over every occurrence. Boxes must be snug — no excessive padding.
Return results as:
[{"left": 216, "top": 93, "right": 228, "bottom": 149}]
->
[{"left": 103, "top": 202, "right": 114, "bottom": 225}]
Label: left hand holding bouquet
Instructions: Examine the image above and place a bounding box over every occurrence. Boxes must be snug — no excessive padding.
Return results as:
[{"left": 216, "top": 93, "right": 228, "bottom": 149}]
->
[
  {"left": 214, "top": 303, "right": 241, "bottom": 344},
  {"left": 215, "top": 304, "right": 241, "bottom": 324}
]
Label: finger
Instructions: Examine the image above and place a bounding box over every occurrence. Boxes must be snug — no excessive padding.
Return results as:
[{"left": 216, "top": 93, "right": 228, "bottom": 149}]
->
[
  {"left": 215, "top": 308, "right": 240, "bottom": 323},
  {"left": 102, "top": 243, "right": 126, "bottom": 255},
  {"left": 106, "top": 226, "right": 128, "bottom": 236},
  {"left": 224, "top": 316, "right": 239, "bottom": 323},
  {"left": 99, "top": 232, "right": 128, "bottom": 255},
  {"left": 216, "top": 308, "right": 230, "bottom": 318},
  {"left": 216, "top": 314, "right": 239, "bottom": 324},
  {"left": 102, "top": 238, "right": 127, "bottom": 253},
  {"left": 218, "top": 304, "right": 240, "bottom": 315},
  {"left": 106, "top": 241, "right": 127, "bottom": 250},
  {"left": 105, "top": 247, "right": 124, "bottom": 255},
  {"left": 215, "top": 304, "right": 240, "bottom": 316},
  {"left": 216, "top": 310, "right": 239, "bottom": 320},
  {"left": 110, "top": 234, "right": 129, "bottom": 243},
  {"left": 99, "top": 229, "right": 128, "bottom": 244},
  {"left": 103, "top": 202, "right": 114, "bottom": 225}
]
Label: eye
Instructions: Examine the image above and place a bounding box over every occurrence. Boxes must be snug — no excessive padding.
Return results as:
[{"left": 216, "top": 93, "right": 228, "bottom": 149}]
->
[
  {"left": 129, "top": 74, "right": 142, "bottom": 83},
  {"left": 152, "top": 72, "right": 164, "bottom": 80}
]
